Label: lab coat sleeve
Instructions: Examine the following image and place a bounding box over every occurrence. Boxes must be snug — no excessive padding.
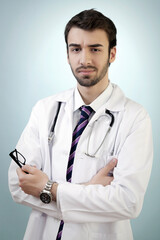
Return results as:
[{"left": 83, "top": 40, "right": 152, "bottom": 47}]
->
[
  {"left": 8, "top": 101, "right": 62, "bottom": 220},
  {"left": 57, "top": 109, "right": 153, "bottom": 223}
]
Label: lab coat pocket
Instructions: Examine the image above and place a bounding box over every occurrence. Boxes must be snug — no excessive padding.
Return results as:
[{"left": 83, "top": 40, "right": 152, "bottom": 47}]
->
[{"left": 71, "top": 152, "right": 106, "bottom": 183}]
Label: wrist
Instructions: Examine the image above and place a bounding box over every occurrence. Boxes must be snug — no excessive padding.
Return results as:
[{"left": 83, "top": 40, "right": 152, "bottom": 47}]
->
[
  {"left": 51, "top": 182, "right": 58, "bottom": 202},
  {"left": 40, "top": 180, "right": 57, "bottom": 204}
]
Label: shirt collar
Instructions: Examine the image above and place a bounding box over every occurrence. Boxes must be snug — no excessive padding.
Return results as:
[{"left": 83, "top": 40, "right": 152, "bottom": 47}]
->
[
  {"left": 73, "top": 81, "right": 113, "bottom": 112},
  {"left": 74, "top": 88, "right": 85, "bottom": 112}
]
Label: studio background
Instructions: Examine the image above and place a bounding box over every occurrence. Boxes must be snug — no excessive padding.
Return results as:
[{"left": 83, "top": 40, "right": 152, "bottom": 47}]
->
[{"left": 0, "top": 0, "right": 159, "bottom": 239}]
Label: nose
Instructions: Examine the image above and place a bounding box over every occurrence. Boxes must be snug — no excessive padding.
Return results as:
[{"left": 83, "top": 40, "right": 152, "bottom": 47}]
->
[{"left": 79, "top": 50, "right": 92, "bottom": 66}]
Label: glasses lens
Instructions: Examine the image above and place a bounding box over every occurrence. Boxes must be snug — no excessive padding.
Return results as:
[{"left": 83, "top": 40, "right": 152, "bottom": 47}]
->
[
  {"left": 11, "top": 149, "right": 26, "bottom": 165},
  {"left": 17, "top": 152, "right": 26, "bottom": 165}
]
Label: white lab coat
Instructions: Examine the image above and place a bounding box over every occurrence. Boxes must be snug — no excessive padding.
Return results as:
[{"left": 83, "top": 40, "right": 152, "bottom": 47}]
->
[{"left": 8, "top": 83, "right": 153, "bottom": 240}]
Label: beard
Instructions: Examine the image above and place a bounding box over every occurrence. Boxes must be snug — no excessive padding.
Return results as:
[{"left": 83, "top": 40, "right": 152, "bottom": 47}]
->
[{"left": 70, "top": 59, "right": 109, "bottom": 87}]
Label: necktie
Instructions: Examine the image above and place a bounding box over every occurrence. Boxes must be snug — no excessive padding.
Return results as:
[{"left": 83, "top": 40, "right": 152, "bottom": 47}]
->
[{"left": 56, "top": 105, "right": 93, "bottom": 240}]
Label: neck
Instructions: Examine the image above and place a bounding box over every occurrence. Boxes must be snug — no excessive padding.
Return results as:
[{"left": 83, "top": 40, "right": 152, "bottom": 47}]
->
[{"left": 77, "top": 78, "right": 109, "bottom": 105}]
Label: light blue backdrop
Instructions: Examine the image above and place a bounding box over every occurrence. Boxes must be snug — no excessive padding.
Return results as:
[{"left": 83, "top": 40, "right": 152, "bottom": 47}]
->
[{"left": 0, "top": 0, "right": 159, "bottom": 239}]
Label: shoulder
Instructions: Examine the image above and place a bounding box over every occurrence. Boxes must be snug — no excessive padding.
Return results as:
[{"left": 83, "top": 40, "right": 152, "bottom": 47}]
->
[
  {"left": 32, "top": 88, "right": 75, "bottom": 112},
  {"left": 120, "top": 92, "right": 151, "bottom": 133},
  {"left": 111, "top": 85, "right": 152, "bottom": 144},
  {"left": 112, "top": 83, "right": 150, "bottom": 120},
  {"left": 124, "top": 97, "right": 150, "bottom": 123}
]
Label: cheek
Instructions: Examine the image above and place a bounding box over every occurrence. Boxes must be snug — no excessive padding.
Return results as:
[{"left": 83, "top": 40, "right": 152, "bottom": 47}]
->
[
  {"left": 93, "top": 55, "right": 105, "bottom": 66},
  {"left": 94, "top": 61, "right": 102, "bottom": 70},
  {"left": 67, "top": 54, "right": 69, "bottom": 64},
  {"left": 68, "top": 56, "right": 78, "bottom": 68}
]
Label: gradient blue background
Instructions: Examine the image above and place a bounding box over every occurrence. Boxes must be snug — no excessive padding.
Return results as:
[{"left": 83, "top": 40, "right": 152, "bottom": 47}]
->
[{"left": 0, "top": 0, "right": 159, "bottom": 239}]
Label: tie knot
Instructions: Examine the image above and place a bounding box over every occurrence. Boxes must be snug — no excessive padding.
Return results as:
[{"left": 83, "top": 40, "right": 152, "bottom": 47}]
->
[{"left": 80, "top": 105, "right": 93, "bottom": 120}]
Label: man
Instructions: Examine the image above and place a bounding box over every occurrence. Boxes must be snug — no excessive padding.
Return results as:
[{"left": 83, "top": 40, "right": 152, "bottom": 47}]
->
[{"left": 9, "top": 9, "right": 153, "bottom": 240}]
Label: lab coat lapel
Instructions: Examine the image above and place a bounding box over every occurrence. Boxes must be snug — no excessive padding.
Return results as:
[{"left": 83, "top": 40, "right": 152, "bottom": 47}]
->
[
  {"left": 57, "top": 88, "right": 75, "bottom": 145},
  {"left": 88, "top": 84, "right": 126, "bottom": 126},
  {"left": 56, "top": 87, "right": 74, "bottom": 131}
]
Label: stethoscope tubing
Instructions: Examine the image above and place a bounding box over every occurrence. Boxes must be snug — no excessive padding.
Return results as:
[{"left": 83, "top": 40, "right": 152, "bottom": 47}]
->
[
  {"left": 85, "top": 110, "right": 114, "bottom": 157},
  {"left": 48, "top": 102, "right": 115, "bottom": 157},
  {"left": 48, "top": 102, "right": 62, "bottom": 143},
  {"left": 105, "top": 109, "right": 114, "bottom": 127}
]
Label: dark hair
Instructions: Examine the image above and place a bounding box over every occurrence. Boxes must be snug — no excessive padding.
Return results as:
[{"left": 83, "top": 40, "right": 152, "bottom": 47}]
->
[{"left": 64, "top": 9, "right": 117, "bottom": 51}]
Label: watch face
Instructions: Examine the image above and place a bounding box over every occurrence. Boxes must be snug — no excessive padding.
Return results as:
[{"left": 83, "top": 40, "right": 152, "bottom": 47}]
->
[{"left": 40, "top": 192, "right": 51, "bottom": 204}]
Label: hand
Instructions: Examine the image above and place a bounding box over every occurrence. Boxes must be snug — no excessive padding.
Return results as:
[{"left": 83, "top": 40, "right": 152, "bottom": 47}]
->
[
  {"left": 16, "top": 165, "right": 49, "bottom": 198},
  {"left": 87, "top": 158, "right": 118, "bottom": 186}
]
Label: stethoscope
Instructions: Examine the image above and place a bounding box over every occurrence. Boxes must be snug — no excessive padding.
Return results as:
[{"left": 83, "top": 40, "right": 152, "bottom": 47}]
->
[
  {"left": 85, "top": 109, "right": 114, "bottom": 157},
  {"left": 48, "top": 102, "right": 62, "bottom": 143},
  {"left": 48, "top": 102, "right": 114, "bottom": 157}
]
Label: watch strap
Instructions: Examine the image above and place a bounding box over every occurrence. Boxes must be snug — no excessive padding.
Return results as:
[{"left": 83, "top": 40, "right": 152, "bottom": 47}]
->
[{"left": 44, "top": 180, "right": 54, "bottom": 191}]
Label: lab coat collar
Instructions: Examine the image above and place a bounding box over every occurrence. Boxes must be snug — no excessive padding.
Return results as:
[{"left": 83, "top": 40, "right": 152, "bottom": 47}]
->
[
  {"left": 55, "top": 88, "right": 75, "bottom": 103},
  {"left": 104, "top": 83, "right": 126, "bottom": 112},
  {"left": 73, "top": 81, "right": 113, "bottom": 113},
  {"left": 55, "top": 83, "right": 126, "bottom": 112}
]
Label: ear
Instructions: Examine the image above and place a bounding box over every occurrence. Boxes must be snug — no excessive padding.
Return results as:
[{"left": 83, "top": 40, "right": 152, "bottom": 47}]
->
[{"left": 109, "top": 47, "right": 116, "bottom": 63}]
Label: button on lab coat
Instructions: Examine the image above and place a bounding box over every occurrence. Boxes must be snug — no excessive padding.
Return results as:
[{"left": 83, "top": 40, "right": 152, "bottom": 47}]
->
[{"left": 8, "top": 83, "right": 153, "bottom": 240}]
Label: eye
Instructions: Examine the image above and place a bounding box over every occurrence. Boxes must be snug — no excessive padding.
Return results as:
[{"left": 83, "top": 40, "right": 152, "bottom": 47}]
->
[
  {"left": 91, "top": 48, "right": 100, "bottom": 52},
  {"left": 71, "top": 48, "right": 81, "bottom": 53}
]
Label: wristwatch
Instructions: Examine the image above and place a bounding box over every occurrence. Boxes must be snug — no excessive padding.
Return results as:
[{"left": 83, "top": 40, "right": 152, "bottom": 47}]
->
[{"left": 40, "top": 180, "right": 54, "bottom": 204}]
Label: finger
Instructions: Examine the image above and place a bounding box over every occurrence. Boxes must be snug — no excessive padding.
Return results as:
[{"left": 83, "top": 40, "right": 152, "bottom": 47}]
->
[
  {"left": 22, "top": 165, "right": 36, "bottom": 174},
  {"left": 31, "top": 165, "right": 37, "bottom": 168},
  {"left": 108, "top": 176, "right": 114, "bottom": 185},
  {"left": 106, "top": 158, "right": 118, "bottom": 170},
  {"left": 16, "top": 168, "right": 28, "bottom": 185},
  {"left": 16, "top": 167, "right": 25, "bottom": 177},
  {"left": 100, "top": 158, "right": 118, "bottom": 174}
]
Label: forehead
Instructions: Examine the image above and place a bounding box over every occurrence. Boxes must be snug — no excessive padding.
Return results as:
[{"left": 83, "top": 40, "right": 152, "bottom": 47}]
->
[{"left": 68, "top": 27, "right": 109, "bottom": 47}]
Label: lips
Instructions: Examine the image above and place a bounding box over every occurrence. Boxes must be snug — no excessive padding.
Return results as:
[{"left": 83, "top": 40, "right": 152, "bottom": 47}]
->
[
  {"left": 79, "top": 70, "right": 95, "bottom": 74},
  {"left": 76, "top": 67, "right": 96, "bottom": 74}
]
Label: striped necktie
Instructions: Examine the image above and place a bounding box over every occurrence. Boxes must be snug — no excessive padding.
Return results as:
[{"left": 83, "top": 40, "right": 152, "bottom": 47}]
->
[{"left": 56, "top": 105, "right": 93, "bottom": 240}]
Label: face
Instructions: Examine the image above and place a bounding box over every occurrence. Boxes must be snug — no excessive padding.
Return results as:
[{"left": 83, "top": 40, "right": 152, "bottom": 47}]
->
[{"left": 67, "top": 28, "right": 116, "bottom": 88}]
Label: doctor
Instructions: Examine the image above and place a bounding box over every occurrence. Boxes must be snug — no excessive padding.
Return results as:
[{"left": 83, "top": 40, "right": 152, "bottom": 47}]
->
[{"left": 9, "top": 9, "right": 153, "bottom": 240}]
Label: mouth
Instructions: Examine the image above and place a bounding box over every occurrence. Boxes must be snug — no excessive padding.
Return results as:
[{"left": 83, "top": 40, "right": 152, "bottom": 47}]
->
[
  {"left": 79, "top": 70, "right": 95, "bottom": 75},
  {"left": 76, "top": 67, "right": 96, "bottom": 75}
]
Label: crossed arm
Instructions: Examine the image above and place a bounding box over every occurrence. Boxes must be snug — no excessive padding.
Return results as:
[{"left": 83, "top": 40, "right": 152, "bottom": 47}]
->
[{"left": 16, "top": 158, "right": 117, "bottom": 202}]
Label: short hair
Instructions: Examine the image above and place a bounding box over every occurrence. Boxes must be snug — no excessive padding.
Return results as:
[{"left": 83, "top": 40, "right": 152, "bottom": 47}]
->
[{"left": 64, "top": 9, "right": 117, "bottom": 51}]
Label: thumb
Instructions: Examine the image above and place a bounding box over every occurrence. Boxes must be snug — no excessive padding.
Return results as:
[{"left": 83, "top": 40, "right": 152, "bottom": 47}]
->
[
  {"left": 22, "top": 164, "right": 35, "bottom": 174},
  {"left": 100, "top": 158, "right": 118, "bottom": 175}
]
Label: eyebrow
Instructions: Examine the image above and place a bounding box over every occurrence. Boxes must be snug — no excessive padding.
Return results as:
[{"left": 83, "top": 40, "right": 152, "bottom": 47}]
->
[
  {"left": 68, "top": 43, "right": 104, "bottom": 48},
  {"left": 88, "top": 44, "right": 104, "bottom": 48}
]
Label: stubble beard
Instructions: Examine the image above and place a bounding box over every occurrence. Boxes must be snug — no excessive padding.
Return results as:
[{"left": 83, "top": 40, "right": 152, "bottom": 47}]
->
[{"left": 70, "top": 59, "right": 109, "bottom": 87}]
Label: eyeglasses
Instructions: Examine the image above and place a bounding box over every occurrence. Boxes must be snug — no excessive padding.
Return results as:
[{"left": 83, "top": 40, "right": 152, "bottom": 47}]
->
[{"left": 9, "top": 149, "right": 26, "bottom": 168}]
